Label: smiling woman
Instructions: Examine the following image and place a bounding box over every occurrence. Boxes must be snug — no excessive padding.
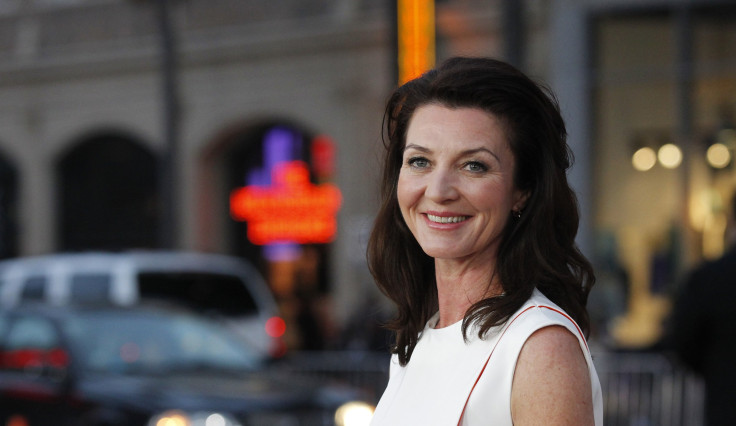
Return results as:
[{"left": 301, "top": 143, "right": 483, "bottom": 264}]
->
[
  {"left": 367, "top": 57, "right": 603, "bottom": 426},
  {"left": 398, "top": 105, "right": 526, "bottom": 280}
]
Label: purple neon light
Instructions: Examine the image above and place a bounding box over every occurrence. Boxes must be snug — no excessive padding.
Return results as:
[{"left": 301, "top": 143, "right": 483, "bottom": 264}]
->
[{"left": 245, "top": 126, "right": 305, "bottom": 261}]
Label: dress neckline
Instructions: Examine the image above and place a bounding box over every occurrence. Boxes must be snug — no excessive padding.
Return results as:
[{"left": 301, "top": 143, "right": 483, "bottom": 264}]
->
[{"left": 425, "top": 311, "right": 463, "bottom": 332}]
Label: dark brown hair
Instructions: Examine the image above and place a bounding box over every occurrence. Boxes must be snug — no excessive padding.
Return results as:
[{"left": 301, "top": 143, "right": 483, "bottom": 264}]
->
[{"left": 367, "top": 57, "right": 595, "bottom": 366}]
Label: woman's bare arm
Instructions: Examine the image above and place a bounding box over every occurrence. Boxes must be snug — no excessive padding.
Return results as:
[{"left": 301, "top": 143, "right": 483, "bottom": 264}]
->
[{"left": 511, "top": 325, "right": 594, "bottom": 425}]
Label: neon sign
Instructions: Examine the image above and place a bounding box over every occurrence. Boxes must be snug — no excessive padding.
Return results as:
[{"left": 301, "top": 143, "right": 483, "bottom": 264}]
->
[
  {"left": 230, "top": 161, "right": 342, "bottom": 245},
  {"left": 397, "top": 0, "right": 435, "bottom": 84}
]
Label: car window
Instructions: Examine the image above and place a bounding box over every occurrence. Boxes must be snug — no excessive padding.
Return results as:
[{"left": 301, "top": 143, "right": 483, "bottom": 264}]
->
[
  {"left": 137, "top": 272, "right": 258, "bottom": 316},
  {"left": 20, "top": 275, "right": 47, "bottom": 302},
  {"left": 2, "top": 316, "right": 62, "bottom": 373},
  {"left": 70, "top": 273, "right": 111, "bottom": 304},
  {"left": 0, "top": 314, "right": 6, "bottom": 343},
  {"left": 65, "top": 310, "right": 260, "bottom": 374},
  {"left": 5, "top": 317, "right": 58, "bottom": 350}
]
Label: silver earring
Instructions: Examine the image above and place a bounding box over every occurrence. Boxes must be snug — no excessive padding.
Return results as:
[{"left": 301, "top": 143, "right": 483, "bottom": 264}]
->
[{"left": 513, "top": 210, "right": 522, "bottom": 219}]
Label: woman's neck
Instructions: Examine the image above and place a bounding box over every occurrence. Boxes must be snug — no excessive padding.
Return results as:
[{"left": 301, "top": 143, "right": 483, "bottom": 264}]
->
[{"left": 433, "top": 257, "right": 503, "bottom": 328}]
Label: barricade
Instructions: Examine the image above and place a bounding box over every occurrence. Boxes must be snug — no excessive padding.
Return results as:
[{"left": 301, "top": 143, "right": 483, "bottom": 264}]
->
[
  {"left": 280, "top": 350, "right": 705, "bottom": 424},
  {"left": 593, "top": 351, "right": 705, "bottom": 426},
  {"left": 277, "top": 351, "right": 391, "bottom": 404}
]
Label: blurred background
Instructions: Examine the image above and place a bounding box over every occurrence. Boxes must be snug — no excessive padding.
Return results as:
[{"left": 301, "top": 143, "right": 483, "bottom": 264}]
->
[{"left": 0, "top": 0, "right": 735, "bottom": 424}]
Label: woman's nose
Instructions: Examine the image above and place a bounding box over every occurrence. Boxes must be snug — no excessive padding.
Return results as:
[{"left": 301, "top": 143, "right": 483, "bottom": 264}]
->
[{"left": 425, "top": 168, "right": 459, "bottom": 202}]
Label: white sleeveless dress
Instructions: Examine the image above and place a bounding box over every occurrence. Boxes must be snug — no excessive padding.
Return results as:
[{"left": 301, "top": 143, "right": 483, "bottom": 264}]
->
[{"left": 370, "top": 289, "right": 603, "bottom": 425}]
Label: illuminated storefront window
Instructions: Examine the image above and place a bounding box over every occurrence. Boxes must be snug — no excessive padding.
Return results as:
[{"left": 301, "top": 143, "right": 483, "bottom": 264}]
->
[{"left": 592, "top": 7, "right": 736, "bottom": 349}]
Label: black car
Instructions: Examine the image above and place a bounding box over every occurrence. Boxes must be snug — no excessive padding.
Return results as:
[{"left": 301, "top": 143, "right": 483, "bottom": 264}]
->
[{"left": 0, "top": 304, "right": 375, "bottom": 426}]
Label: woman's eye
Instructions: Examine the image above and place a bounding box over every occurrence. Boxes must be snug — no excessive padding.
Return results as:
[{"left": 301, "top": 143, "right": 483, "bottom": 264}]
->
[
  {"left": 407, "top": 157, "right": 429, "bottom": 168},
  {"left": 464, "top": 161, "right": 488, "bottom": 173}
]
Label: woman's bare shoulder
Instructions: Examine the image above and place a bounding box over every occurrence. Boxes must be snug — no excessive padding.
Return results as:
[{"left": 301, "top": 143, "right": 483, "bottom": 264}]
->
[{"left": 510, "top": 325, "right": 594, "bottom": 426}]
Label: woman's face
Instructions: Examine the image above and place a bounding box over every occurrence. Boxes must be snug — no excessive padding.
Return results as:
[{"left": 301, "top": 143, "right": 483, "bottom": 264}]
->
[{"left": 398, "top": 104, "right": 527, "bottom": 262}]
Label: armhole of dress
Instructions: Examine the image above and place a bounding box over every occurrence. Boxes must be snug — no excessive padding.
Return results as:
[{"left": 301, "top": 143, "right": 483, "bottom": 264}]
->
[{"left": 455, "top": 304, "right": 589, "bottom": 426}]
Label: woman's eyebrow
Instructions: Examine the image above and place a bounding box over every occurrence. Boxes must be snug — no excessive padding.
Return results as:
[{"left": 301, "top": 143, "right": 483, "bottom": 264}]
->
[
  {"left": 463, "top": 147, "right": 500, "bottom": 162},
  {"left": 403, "top": 144, "right": 500, "bottom": 162},
  {"left": 403, "top": 143, "right": 430, "bottom": 153}
]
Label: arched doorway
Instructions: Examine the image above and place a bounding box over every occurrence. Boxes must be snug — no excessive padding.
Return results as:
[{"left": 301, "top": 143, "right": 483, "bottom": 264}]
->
[
  {"left": 0, "top": 150, "right": 19, "bottom": 259},
  {"left": 56, "top": 132, "right": 160, "bottom": 251},
  {"left": 205, "top": 121, "right": 340, "bottom": 350}
]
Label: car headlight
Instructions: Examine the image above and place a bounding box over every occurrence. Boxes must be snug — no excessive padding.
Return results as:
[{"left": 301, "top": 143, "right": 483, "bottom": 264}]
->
[
  {"left": 334, "top": 401, "right": 375, "bottom": 426},
  {"left": 148, "top": 410, "right": 243, "bottom": 426}
]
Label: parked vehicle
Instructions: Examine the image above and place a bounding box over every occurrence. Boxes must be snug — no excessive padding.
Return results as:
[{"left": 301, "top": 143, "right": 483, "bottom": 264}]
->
[
  {"left": 0, "top": 304, "right": 374, "bottom": 426},
  {"left": 0, "top": 251, "right": 284, "bottom": 358}
]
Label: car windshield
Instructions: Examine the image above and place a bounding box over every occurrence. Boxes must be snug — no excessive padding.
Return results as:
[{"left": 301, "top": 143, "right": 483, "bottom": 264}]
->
[
  {"left": 63, "top": 310, "right": 261, "bottom": 375},
  {"left": 138, "top": 272, "right": 258, "bottom": 316}
]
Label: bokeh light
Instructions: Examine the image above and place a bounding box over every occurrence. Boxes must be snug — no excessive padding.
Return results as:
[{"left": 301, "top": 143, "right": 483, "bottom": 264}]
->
[
  {"left": 706, "top": 143, "right": 731, "bottom": 169},
  {"left": 265, "top": 316, "right": 287, "bottom": 338},
  {"left": 657, "top": 143, "right": 682, "bottom": 169},
  {"left": 632, "top": 147, "right": 657, "bottom": 171}
]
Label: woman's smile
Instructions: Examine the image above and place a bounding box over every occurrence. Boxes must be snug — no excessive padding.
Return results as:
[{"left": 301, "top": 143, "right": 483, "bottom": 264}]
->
[{"left": 425, "top": 213, "right": 470, "bottom": 225}]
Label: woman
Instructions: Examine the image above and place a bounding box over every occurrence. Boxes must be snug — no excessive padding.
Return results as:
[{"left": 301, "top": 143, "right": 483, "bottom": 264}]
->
[{"left": 368, "top": 57, "right": 603, "bottom": 425}]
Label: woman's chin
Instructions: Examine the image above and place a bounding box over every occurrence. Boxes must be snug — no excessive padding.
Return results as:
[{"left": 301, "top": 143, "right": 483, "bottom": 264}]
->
[{"left": 420, "top": 246, "right": 468, "bottom": 260}]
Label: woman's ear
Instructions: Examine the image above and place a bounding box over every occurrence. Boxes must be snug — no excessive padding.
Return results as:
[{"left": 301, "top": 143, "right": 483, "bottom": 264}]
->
[{"left": 513, "top": 190, "right": 530, "bottom": 213}]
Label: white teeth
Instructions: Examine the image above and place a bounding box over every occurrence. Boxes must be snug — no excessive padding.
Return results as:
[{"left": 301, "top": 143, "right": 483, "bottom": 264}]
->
[{"left": 427, "top": 214, "right": 468, "bottom": 224}]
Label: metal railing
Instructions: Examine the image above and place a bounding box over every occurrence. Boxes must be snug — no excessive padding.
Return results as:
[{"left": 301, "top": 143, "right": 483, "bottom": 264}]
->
[
  {"left": 280, "top": 350, "right": 705, "bottom": 425},
  {"left": 594, "top": 351, "right": 705, "bottom": 426},
  {"left": 277, "top": 351, "right": 391, "bottom": 404}
]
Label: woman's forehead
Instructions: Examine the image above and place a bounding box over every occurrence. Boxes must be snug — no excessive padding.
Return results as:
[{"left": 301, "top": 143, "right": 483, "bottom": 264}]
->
[{"left": 404, "top": 105, "right": 511, "bottom": 154}]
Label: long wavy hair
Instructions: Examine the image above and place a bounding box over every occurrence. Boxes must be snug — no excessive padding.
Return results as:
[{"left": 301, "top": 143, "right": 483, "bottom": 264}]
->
[{"left": 367, "top": 57, "right": 595, "bottom": 366}]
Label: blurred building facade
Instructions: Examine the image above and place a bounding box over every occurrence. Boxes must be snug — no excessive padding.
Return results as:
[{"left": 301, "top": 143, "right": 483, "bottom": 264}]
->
[
  {"left": 581, "top": 0, "right": 736, "bottom": 349},
  {"left": 0, "top": 0, "right": 734, "bottom": 350}
]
